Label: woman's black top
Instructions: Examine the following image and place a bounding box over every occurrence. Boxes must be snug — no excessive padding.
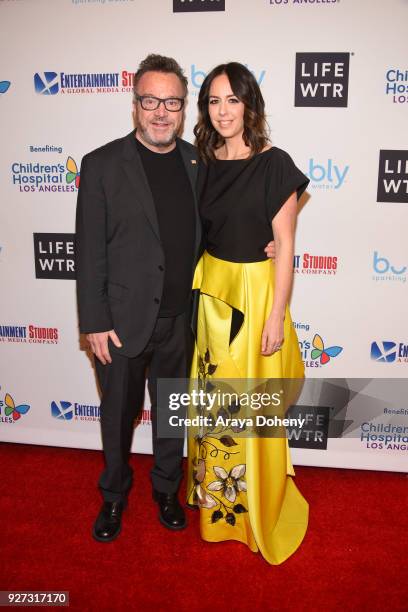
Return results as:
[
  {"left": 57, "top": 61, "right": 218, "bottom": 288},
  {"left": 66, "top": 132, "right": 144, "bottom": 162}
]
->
[{"left": 198, "top": 147, "right": 309, "bottom": 263}]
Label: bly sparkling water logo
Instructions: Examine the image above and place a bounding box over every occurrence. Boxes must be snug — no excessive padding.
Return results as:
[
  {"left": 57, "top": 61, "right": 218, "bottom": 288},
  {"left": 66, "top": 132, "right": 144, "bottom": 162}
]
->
[
  {"left": 299, "top": 333, "right": 343, "bottom": 368},
  {"left": 0, "top": 390, "right": 30, "bottom": 423},
  {"left": 385, "top": 68, "right": 408, "bottom": 105},
  {"left": 295, "top": 52, "right": 350, "bottom": 107},
  {"left": 377, "top": 150, "right": 408, "bottom": 203},
  {"left": 189, "top": 64, "right": 266, "bottom": 93},
  {"left": 11, "top": 156, "right": 80, "bottom": 193},
  {"left": 306, "top": 159, "right": 349, "bottom": 189},
  {"left": 371, "top": 341, "right": 407, "bottom": 364},
  {"left": 294, "top": 253, "right": 338, "bottom": 275},
  {"left": 372, "top": 252, "right": 407, "bottom": 283},
  {"left": 51, "top": 400, "right": 100, "bottom": 422}
]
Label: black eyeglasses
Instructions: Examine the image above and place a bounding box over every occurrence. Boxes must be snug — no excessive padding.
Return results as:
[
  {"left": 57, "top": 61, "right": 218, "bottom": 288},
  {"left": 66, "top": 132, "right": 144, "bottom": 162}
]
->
[{"left": 135, "top": 95, "right": 185, "bottom": 112}]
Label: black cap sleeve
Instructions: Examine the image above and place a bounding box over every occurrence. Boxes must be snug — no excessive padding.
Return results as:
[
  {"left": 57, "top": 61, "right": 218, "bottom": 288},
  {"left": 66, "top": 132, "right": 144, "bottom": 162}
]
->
[{"left": 266, "top": 148, "right": 309, "bottom": 223}]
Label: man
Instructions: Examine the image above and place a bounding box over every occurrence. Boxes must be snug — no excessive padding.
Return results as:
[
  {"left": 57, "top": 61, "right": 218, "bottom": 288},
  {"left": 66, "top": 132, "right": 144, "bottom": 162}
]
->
[{"left": 76, "top": 54, "right": 200, "bottom": 542}]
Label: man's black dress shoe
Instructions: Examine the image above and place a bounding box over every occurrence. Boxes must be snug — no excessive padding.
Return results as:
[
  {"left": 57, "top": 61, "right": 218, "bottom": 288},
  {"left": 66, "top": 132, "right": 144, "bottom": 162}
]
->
[
  {"left": 153, "top": 490, "right": 186, "bottom": 530},
  {"left": 92, "top": 500, "right": 126, "bottom": 542}
]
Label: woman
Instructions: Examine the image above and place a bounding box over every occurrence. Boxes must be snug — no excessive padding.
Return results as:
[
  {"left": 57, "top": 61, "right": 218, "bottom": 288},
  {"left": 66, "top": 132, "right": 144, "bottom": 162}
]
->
[{"left": 187, "top": 62, "right": 309, "bottom": 564}]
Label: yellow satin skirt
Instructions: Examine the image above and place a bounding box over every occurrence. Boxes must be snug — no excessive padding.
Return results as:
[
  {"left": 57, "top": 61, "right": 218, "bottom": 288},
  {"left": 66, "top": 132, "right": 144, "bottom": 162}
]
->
[{"left": 187, "top": 251, "right": 308, "bottom": 565}]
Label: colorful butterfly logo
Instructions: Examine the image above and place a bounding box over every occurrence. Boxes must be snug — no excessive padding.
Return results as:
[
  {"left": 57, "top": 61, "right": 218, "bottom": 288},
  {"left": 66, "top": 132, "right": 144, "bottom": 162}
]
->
[
  {"left": 311, "top": 334, "right": 343, "bottom": 365},
  {"left": 0, "top": 81, "right": 11, "bottom": 94},
  {"left": 4, "top": 393, "right": 30, "bottom": 421},
  {"left": 66, "top": 157, "right": 80, "bottom": 188}
]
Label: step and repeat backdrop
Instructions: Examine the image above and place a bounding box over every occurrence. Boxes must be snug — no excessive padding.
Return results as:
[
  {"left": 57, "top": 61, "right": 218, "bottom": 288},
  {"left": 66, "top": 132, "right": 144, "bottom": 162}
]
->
[{"left": 0, "top": 0, "right": 407, "bottom": 472}]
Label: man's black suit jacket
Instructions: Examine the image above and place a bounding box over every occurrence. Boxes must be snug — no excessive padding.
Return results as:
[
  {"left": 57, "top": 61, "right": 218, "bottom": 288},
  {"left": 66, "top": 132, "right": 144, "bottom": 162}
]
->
[{"left": 75, "top": 129, "right": 201, "bottom": 358}]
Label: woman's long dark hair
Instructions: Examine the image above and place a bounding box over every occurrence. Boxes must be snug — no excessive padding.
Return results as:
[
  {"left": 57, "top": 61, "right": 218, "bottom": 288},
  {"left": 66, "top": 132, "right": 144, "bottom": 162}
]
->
[{"left": 194, "top": 62, "right": 269, "bottom": 163}]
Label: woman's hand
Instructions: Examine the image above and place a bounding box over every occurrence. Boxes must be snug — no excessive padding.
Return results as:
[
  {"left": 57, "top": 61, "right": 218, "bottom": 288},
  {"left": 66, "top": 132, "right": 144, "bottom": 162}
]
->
[{"left": 261, "top": 314, "right": 284, "bottom": 356}]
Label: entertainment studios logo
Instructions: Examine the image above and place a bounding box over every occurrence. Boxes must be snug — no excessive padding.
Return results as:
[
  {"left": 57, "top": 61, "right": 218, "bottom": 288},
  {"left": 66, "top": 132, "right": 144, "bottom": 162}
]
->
[
  {"left": 305, "top": 158, "right": 349, "bottom": 190},
  {"left": 51, "top": 400, "right": 151, "bottom": 425},
  {"left": 51, "top": 400, "right": 100, "bottom": 422},
  {"left": 294, "top": 253, "right": 338, "bottom": 276},
  {"left": 33, "top": 233, "right": 75, "bottom": 280},
  {"left": 136, "top": 408, "right": 151, "bottom": 427},
  {"left": 296, "top": 327, "right": 343, "bottom": 368},
  {"left": 0, "top": 324, "right": 59, "bottom": 344},
  {"left": 370, "top": 341, "right": 408, "bottom": 364},
  {"left": 377, "top": 150, "right": 408, "bottom": 203},
  {"left": 34, "top": 70, "right": 135, "bottom": 95},
  {"left": 372, "top": 251, "right": 407, "bottom": 284},
  {"left": 173, "top": 0, "right": 225, "bottom": 12},
  {"left": 11, "top": 151, "right": 80, "bottom": 193},
  {"left": 0, "top": 388, "right": 30, "bottom": 424},
  {"left": 385, "top": 68, "right": 408, "bottom": 105},
  {"left": 295, "top": 52, "right": 350, "bottom": 107}
]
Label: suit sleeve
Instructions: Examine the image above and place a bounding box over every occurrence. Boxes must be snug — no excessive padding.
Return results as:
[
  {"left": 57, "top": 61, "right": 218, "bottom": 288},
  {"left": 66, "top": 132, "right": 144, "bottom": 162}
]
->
[
  {"left": 266, "top": 148, "right": 309, "bottom": 222},
  {"left": 75, "top": 154, "right": 113, "bottom": 334}
]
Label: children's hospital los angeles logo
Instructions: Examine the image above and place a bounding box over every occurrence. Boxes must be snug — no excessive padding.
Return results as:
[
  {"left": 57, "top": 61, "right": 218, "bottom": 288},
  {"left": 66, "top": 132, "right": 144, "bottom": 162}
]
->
[
  {"left": 384, "top": 68, "right": 408, "bottom": 105},
  {"left": 295, "top": 52, "right": 350, "bottom": 107},
  {"left": 11, "top": 145, "right": 80, "bottom": 193},
  {"left": 295, "top": 324, "right": 343, "bottom": 368},
  {"left": 0, "top": 388, "right": 30, "bottom": 424},
  {"left": 0, "top": 80, "right": 11, "bottom": 95}
]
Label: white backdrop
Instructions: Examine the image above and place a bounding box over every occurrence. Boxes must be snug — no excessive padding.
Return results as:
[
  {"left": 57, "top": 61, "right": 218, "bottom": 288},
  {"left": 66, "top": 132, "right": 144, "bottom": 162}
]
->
[{"left": 1, "top": 0, "right": 407, "bottom": 472}]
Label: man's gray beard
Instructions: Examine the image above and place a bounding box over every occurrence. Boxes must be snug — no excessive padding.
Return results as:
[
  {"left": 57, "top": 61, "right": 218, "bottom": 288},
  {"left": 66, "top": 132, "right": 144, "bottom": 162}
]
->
[{"left": 138, "top": 124, "right": 177, "bottom": 149}]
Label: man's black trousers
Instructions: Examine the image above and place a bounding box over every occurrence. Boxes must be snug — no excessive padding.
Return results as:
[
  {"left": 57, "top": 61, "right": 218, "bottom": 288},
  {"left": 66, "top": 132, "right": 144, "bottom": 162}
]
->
[{"left": 95, "top": 312, "right": 190, "bottom": 503}]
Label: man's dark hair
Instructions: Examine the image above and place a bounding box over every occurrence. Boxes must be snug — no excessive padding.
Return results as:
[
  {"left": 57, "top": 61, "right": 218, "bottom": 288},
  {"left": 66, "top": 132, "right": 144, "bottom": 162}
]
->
[{"left": 133, "top": 54, "right": 188, "bottom": 99}]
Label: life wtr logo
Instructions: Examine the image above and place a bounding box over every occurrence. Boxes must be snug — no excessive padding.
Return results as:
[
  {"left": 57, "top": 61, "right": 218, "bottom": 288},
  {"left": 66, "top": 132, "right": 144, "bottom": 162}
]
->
[
  {"left": 33, "top": 233, "right": 75, "bottom": 280},
  {"left": 173, "top": 0, "right": 225, "bottom": 12},
  {"left": 377, "top": 150, "right": 408, "bottom": 203},
  {"left": 295, "top": 53, "right": 350, "bottom": 107}
]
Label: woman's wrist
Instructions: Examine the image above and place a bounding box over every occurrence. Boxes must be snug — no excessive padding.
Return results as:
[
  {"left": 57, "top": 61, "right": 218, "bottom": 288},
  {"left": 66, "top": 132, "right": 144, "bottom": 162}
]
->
[{"left": 268, "top": 309, "right": 285, "bottom": 322}]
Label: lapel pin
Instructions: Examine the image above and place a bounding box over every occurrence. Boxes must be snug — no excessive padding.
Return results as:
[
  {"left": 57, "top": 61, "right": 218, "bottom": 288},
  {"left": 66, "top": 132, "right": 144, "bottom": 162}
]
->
[{"left": 191, "top": 159, "right": 197, "bottom": 164}]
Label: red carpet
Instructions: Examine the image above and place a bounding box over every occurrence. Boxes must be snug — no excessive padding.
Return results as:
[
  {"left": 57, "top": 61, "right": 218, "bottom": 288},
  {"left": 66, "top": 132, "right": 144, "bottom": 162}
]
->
[{"left": 0, "top": 442, "right": 406, "bottom": 611}]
